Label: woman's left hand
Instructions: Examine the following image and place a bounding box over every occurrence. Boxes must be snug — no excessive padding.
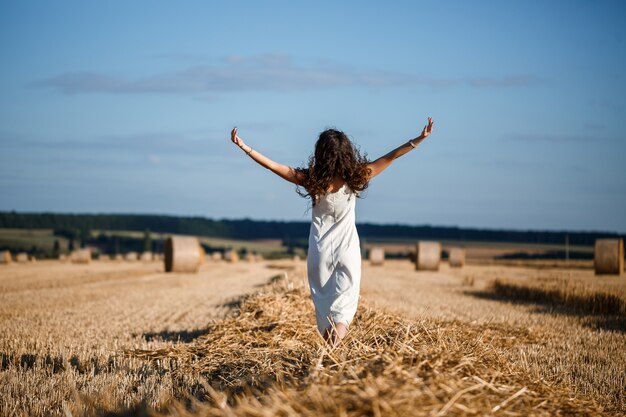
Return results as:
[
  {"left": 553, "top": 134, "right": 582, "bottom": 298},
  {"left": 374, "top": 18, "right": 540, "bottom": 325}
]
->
[
  {"left": 230, "top": 127, "right": 245, "bottom": 147},
  {"left": 420, "top": 117, "right": 434, "bottom": 139}
]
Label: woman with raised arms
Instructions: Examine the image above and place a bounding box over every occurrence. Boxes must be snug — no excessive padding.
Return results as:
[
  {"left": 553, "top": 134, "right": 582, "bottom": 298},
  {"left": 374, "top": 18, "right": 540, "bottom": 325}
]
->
[{"left": 230, "top": 117, "right": 434, "bottom": 345}]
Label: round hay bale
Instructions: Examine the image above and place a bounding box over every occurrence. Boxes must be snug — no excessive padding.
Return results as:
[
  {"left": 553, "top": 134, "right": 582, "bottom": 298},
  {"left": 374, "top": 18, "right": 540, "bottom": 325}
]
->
[
  {"left": 211, "top": 252, "right": 223, "bottom": 261},
  {"left": 29, "top": 255, "right": 37, "bottom": 263},
  {"left": 369, "top": 247, "right": 385, "bottom": 266},
  {"left": 448, "top": 248, "right": 466, "bottom": 268},
  {"left": 293, "top": 255, "right": 301, "bottom": 262},
  {"left": 224, "top": 250, "right": 239, "bottom": 263},
  {"left": 594, "top": 239, "right": 624, "bottom": 275},
  {"left": 114, "top": 254, "right": 124, "bottom": 261},
  {"left": 16, "top": 252, "right": 29, "bottom": 263},
  {"left": 415, "top": 241, "right": 441, "bottom": 271},
  {"left": 245, "top": 252, "right": 256, "bottom": 262},
  {"left": 1, "top": 250, "right": 12, "bottom": 264},
  {"left": 164, "top": 236, "right": 203, "bottom": 273},
  {"left": 58, "top": 253, "right": 68, "bottom": 262},
  {"left": 125, "top": 252, "right": 138, "bottom": 262},
  {"left": 140, "top": 251, "right": 153, "bottom": 262},
  {"left": 99, "top": 254, "right": 110, "bottom": 261},
  {"left": 71, "top": 249, "right": 92, "bottom": 264}
]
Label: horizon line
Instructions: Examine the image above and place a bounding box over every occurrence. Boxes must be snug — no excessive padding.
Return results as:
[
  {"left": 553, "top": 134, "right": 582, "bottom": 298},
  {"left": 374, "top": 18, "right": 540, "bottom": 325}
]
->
[{"left": 1, "top": 210, "right": 624, "bottom": 236}]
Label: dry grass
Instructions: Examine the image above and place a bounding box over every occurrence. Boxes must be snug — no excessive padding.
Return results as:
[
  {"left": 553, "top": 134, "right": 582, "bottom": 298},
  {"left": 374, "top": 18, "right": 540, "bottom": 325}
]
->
[
  {"left": 0, "top": 260, "right": 274, "bottom": 417},
  {"left": 488, "top": 278, "right": 626, "bottom": 316},
  {"left": 472, "top": 274, "right": 626, "bottom": 411},
  {"left": 118, "top": 275, "right": 608, "bottom": 416},
  {"left": 482, "top": 259, "right": 594, "bottom": 270},
  {"left": 1, "top": 260, "right": 624, "bottom": 416},
  {"left": 361, "top": 262, "right": 626, "bottom": 412}
]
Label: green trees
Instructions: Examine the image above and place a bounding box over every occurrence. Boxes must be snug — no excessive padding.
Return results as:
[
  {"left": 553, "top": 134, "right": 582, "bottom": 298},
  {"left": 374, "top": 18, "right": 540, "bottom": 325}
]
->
[
  {"left": 143, "top": 229, "right": 152, "bottom": 252},
  {"left": 0, "top": 211, "right": 623, "bottom": 247}
]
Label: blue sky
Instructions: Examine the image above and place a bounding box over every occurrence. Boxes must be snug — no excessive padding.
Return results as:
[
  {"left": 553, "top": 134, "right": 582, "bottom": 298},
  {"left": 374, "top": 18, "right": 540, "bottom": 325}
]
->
[{"left": 1, "top": 1, "right": 625, "bottom": 233}]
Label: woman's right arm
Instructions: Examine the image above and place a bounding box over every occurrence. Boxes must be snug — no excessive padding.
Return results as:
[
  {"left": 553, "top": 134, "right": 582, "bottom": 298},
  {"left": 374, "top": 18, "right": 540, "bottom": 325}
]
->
[
  {"left": 367, "top": 117, "right": 434, "bottom": 179},
  {"left": 230, "top": 127, "right": 305, "bottom": 185}
]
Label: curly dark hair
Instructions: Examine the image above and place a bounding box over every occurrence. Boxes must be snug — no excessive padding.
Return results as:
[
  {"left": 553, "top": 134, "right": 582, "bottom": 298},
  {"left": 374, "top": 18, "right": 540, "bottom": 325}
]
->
[{"left": 297, "top": 129, "right": 371, "bottom": 206}]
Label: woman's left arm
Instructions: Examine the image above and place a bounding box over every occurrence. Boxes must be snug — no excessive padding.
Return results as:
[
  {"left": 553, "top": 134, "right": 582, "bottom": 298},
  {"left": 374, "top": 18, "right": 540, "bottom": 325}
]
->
[
  {"left": 230, "top": 127, "right": 305, "bottom": 185},
  {"left": 367, "top": 117, "right": 434, "bottom": 179}
]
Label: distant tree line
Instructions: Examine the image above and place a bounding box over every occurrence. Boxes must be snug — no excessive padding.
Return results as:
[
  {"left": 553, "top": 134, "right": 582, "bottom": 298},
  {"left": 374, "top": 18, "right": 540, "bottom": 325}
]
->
[
  {"left": 355, "top": 223, "right": 624, "bottom": 246},
  {"left": 1, "top": 211, "right": 623, "bottom": 246},
  {"left": 54, "top": 228, "right": 160, "bottom": 255}
]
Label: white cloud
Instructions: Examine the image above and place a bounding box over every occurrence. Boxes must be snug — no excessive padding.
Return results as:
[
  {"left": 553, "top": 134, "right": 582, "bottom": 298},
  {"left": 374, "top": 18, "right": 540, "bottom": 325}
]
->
[{"left": 35, "top": 54, "right": 544, "bottom": 95}]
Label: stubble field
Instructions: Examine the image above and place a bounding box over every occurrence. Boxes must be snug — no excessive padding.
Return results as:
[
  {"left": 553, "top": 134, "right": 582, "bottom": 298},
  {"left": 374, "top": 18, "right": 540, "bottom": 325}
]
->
[{"left": 0, "top": 258, "right": 624, "bottom": 416}]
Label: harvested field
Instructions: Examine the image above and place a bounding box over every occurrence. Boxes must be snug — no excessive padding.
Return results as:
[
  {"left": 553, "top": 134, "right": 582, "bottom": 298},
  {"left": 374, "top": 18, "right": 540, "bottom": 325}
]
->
[
  {"left": 361, "top": 262, "right": 626, "bottom": 412},
  {"left": 0, "top": 259, "right": 624, "bottom": 416}
]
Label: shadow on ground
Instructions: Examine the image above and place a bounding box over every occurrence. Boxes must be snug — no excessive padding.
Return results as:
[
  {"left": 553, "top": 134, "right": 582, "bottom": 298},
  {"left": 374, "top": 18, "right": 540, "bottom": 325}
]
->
[
  {"left": 465, "top": 289, "right": 626, "bottom": 333},
  {"left": 1, "top": 352, "right": 118, "bottom": 374},
  {"left": 141, "top": 328, "right": 211, "bottom": 343}
]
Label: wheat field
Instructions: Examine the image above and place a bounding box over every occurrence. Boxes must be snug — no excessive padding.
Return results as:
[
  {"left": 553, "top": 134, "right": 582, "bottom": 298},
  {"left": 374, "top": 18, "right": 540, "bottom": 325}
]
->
[{"left": 0, "top": 258, "right": 624, "bottom": 416}]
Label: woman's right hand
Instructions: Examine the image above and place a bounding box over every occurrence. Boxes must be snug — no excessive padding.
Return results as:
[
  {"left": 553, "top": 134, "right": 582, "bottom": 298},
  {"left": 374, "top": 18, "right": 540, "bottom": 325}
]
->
[{"left": 231, "top": 127, "right": 245, "bottom": 148}]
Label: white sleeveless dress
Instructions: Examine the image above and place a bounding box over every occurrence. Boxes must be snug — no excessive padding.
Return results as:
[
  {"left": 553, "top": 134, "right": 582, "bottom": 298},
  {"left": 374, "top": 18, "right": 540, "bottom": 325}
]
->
[{"left": 307, "top": 183, "right": 362, "bottom": 334}]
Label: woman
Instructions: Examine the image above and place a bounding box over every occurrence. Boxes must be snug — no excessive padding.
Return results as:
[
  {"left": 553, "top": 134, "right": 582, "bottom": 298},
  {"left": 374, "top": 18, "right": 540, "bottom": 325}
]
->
[{"left": 230, "top": 117, "right": 434, "bottom": 345}]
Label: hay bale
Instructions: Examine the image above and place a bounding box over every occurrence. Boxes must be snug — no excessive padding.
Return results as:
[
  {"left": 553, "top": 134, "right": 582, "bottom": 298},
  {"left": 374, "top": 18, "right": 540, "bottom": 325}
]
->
[
  {"left": 245, "top": 252, "right": 256, "bottom": 262},
  {"left": 29, "top": 255, "right": 37, "bottom": 263},
  {"left": 594, "top": 239, "right": 624, "bottom": 275},
  {"left": 415, "top": 241, "right": 441, "bottom": 271},
  {"left": 293, "top": 255, "right": 301, "bottom": 262},
  {"left": 1, "top": 250, "right": 12, "bottom": 264},
  {"left": 140, "top": 251, "right": 153, "bottom": 262},
  {"left": 125, "top": 252, "right": 138, "bottom": 262},
  {"left": 16, "top": 252, "right": 29, "bottom": 263},
  {"left": 211, "top": 252, "right": 223, "bottom": 261},
  {"left": 369, "top": 247, "right": 385, "bottom": 266},
  {"left": 224, "top": 250, "right": 239, "bottom": 263},
  {"left": 71, "top": 249, "right": 92, "bottom": 264},
  {"left": 164, "top": 235, "right": 203, "bottom": 273},
  {"left": 114, "top": 254, "right": 124, "bottom": 261},
  {"left": 99, "top": 254, "right": 110, "bottom": 261},
  {"left": 449, "top": 248, "right": 466, "bottom": 268},
  {"left": 58, "top": 253, "right": 68, "bottom": 262}
]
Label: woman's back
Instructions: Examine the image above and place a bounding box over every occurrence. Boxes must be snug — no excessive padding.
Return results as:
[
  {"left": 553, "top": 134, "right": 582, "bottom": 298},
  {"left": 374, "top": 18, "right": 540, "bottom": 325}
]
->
[
  {"left": 311, "top": 183, "right": 356, "bottom": 224},
  {"left": 308, "top": 182, "right": 361, "bottom": 335}
]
